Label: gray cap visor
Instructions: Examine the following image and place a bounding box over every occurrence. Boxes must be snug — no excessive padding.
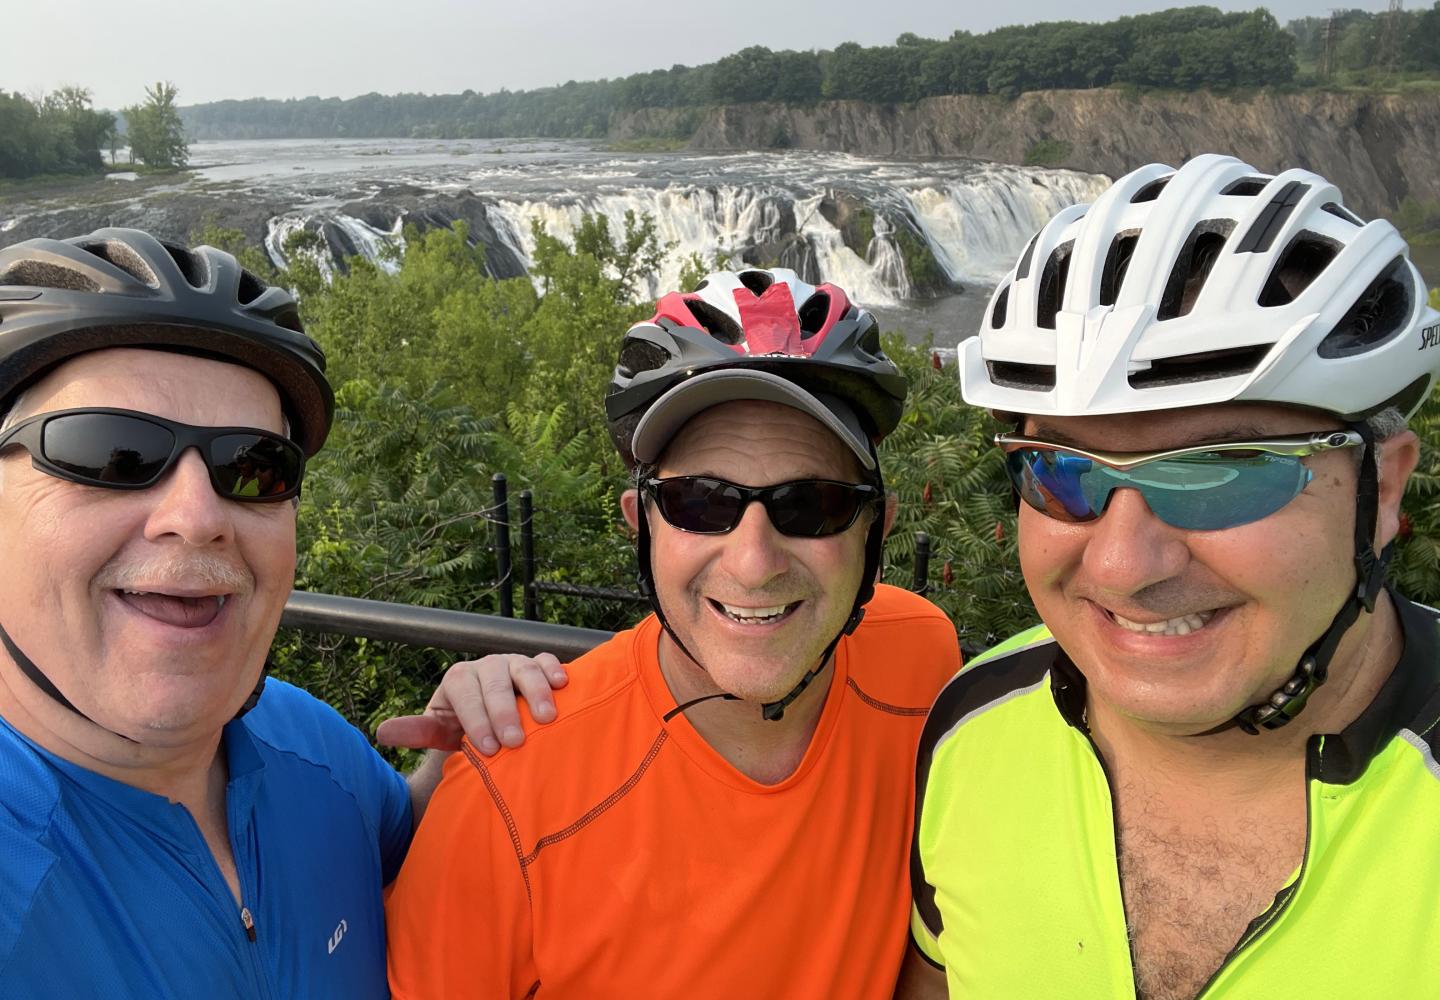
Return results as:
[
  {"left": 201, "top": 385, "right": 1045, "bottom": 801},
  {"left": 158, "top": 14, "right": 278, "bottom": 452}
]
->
[{"left": 631, "top": 368, "right": 876, "bottom": 471}]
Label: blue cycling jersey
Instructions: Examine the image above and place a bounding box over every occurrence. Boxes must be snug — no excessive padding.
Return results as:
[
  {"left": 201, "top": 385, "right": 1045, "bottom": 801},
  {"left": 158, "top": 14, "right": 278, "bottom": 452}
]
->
[{"left": 0, "top": 679, "right": 413, "bottom": 999}]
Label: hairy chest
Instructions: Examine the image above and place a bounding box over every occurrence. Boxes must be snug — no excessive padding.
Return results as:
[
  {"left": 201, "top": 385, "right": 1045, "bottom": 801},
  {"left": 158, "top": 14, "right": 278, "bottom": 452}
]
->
[{"left": 1117, "top": 807, "right": 1305, "bottom": 1000}]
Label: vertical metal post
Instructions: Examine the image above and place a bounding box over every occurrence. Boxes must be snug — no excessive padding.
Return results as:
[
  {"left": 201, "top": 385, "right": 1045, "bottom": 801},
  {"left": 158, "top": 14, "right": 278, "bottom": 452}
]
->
[
  {"left": 518, "top": 489, "right": 537, "bottom": 620},
  {"left": 492, "top": 473, "right": 513, "bottom": 618},
  {"left": 912, "top": 531, "right": 931, "bottom": 596}
]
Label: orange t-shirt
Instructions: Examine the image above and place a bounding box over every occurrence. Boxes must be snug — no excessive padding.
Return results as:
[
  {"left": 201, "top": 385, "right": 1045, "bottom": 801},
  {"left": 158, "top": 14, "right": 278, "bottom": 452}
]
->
[{"left": 386, "top": 584, "right": 960, "bottom": 999}]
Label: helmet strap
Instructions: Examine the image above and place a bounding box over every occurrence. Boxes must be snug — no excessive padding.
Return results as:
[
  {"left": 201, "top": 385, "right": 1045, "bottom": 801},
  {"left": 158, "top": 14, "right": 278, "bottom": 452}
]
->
[
  {"left": 0, "top": 619, "right": 267, "bottom": 742},
  {"left": 1229, "top": 422, "right": 1388, "bottom": 734}
]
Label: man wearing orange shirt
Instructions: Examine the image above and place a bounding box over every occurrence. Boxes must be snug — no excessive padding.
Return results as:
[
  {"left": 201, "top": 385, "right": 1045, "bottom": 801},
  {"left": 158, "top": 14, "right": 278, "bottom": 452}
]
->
[{"left": 385, "top": 268, "right": 961, "bottom": 998}]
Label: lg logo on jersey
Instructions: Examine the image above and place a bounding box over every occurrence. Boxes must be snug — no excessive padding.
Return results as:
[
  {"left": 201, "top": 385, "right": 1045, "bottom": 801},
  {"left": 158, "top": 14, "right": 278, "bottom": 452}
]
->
[
  {"left": 1422, "top": 325, "right": 1440, "bottom": 350},
  {"left": 328, "top": 919, "right": 349, "bottom": 955}
]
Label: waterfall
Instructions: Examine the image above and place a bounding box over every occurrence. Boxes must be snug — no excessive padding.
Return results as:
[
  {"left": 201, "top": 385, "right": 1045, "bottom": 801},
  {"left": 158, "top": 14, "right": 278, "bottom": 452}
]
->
[
  {"left": 897, "top": 163, "right": 1106, "bottom": 283},
  {"left": 257, "top": 159, "right": 1107, "bottom": 303}
]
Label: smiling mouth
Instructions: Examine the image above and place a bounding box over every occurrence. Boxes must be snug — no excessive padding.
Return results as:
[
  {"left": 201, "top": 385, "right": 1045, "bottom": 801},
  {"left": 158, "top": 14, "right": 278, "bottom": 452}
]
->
[
  {"left": 709, "top": 599, "right": 802, "bottom": 626},
  {"left": 1107, "top": 608, "right": 1218, "bottom": 637},
  {"left": 116, "top": 590, "right": 229, "bottom": 628}
]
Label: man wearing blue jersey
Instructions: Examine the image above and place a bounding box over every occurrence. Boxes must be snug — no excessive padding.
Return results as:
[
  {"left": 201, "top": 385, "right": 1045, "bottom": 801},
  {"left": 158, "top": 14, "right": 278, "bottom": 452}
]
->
[{"left": 0, "top": 228, "right": 543, "bottom": 998}]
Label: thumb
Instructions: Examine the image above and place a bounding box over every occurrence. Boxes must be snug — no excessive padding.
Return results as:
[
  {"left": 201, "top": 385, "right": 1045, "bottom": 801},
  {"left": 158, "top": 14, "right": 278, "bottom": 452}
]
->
[{"left": 376, "top": 714, "right": 462, "bottom": 751}]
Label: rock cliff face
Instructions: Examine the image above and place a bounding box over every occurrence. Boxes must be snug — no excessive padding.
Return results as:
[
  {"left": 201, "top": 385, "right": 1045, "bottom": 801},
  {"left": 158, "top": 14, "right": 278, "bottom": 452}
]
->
[{"left": 614, "top": 90, "right": 1440, "bottom": 219}]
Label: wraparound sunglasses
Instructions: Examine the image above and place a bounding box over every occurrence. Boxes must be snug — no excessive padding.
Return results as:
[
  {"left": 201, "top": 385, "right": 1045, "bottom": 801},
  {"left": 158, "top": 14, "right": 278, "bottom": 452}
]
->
[
  {"left": 642, "top": 475, "right": 880, "bottom": 537},
  {"left": 0, "top": 407, "right": 306, "bottom": 502},
  {"left": 997, "top": 429, "right": 1364, "bottom": 532}
]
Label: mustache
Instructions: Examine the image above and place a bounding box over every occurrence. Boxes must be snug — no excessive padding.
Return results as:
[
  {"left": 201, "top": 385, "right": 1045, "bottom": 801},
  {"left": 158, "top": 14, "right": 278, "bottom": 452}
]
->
[{"left": 94, "top": 552, "right": 254, "bottom": 595}]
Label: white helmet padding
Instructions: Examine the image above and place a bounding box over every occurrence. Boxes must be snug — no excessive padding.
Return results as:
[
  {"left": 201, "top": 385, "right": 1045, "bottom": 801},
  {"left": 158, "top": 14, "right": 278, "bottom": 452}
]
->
[{"left": 963, "top": 154, "right": 1440, "bottom": 421}]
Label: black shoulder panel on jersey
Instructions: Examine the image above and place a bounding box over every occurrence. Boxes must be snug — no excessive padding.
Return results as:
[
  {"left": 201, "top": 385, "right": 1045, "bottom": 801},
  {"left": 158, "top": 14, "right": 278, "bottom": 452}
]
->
[
  {"left": 910, "top": 635, "right": 1058, "bottom": 944},
  {"left": 1315, "top": 592, "right": 1440, "bottom": 785}
]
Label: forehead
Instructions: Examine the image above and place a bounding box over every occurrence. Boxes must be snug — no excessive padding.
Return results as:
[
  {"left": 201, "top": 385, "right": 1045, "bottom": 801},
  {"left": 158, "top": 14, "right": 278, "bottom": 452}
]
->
[
  {"left": 18, "top": 348, "right": 285, "bottom": 432},
  {"left": 659, "top": 399, "right": 863, "bottom": 481},
  {"left": 1023, "top": 402, "right": 1341, "bottom": 451}
]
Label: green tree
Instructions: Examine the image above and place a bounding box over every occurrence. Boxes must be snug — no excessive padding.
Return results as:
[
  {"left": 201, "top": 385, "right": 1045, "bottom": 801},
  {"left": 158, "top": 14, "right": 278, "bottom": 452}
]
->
[{"left": 124, "top": 81, "right": 189, "bottom": 169}]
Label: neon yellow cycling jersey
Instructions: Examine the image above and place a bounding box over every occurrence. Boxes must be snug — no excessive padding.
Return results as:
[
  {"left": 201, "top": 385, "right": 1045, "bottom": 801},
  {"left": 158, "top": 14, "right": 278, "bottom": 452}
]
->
[{"left": 910, "top": 593, "right": 1440, "bottom": 998}]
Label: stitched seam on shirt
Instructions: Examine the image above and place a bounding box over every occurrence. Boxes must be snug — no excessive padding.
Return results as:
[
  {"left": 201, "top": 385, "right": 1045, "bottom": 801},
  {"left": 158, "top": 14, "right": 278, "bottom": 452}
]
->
[
  {"left": 846, "top": 676, "right": 929, "bottom": 716},
  {"left": 521, "top": 730, "right": 668, "bottom": 867},
  {"left": 462, "top": 741, "right": 532, "bottom": 903}
]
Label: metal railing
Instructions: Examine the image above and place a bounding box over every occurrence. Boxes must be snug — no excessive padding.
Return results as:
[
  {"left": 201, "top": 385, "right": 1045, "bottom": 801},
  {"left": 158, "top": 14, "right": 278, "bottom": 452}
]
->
[{"left": 280, "top": 590, "right": 611, "bottom": 660}]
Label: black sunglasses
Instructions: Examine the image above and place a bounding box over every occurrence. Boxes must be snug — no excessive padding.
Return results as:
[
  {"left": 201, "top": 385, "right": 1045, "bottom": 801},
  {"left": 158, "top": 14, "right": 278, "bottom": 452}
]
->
[
  {"left": 642, "top": 476, "right": 880, "bottom": 537},
  {"left": 0, "top": 407, "right": 306, "bottom": 502}
]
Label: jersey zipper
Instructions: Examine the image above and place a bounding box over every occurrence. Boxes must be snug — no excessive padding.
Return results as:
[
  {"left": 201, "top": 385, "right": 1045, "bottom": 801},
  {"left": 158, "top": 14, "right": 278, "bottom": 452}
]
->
[
  {"left": 227, "top": 795, "right": 277, "bottom": 1000},
  {"left": 1192, "top": 736, "right": 1318, "bottom": 999},
  {"left": 1076, "top": 727, "right": 1142, "bottom": 996}
]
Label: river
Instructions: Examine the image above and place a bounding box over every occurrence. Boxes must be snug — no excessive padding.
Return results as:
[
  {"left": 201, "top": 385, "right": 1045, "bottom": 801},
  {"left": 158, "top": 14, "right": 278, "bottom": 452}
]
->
[
  {"left": 4, "top": 138, "right": 1107, "bottom": 348},
  {"left": 5, "top": 139, "right": 1435, "bottom": 350}
]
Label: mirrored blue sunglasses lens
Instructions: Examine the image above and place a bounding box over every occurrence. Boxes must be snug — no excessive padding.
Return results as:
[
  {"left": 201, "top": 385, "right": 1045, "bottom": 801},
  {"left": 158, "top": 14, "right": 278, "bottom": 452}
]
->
[{"left": 1005, "top": 448, "right": 1311, "bottom": 531}]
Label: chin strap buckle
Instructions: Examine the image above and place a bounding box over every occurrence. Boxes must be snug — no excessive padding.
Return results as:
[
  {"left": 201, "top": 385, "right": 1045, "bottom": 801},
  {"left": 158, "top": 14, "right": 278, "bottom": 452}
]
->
[{"left": 1234, "top": 653, "right": 1324, "bottom": 734}]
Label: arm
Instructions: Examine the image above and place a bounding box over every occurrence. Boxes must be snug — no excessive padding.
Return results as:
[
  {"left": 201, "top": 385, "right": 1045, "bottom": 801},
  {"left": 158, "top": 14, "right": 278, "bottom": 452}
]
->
[
  {"left": 894, "top": 943, "right": 947, "bottom": 999},
  {"left": 375, "top": 653, "right": 568, "bottom": 822}
]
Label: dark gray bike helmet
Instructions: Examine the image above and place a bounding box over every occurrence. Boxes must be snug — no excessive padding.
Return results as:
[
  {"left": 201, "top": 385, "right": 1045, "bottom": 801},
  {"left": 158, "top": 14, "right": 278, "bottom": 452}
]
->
[{"left": 0, "top": 228, "right": 333, "bottom": 454}]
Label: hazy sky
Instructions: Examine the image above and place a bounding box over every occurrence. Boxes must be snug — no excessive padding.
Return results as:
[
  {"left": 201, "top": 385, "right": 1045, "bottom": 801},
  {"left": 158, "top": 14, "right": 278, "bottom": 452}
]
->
[{"left": 4, "top": 0, "right": 1394, "bottom": 110}]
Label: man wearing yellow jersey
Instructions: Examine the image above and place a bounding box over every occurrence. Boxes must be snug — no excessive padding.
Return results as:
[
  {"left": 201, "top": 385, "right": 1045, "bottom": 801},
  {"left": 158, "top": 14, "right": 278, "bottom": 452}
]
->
[{"left": 900, "top": 155, "right": 1440, "bottom": 1000}]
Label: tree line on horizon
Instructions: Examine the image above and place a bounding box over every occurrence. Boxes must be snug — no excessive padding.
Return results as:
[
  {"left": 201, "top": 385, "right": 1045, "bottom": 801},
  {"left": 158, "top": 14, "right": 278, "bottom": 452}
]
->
[
  {"left": 177, "top": 5, "right": 1440, "bottom": 142},
  {"left": 1, "top": 83, "right": 189, "bottom": 181}
]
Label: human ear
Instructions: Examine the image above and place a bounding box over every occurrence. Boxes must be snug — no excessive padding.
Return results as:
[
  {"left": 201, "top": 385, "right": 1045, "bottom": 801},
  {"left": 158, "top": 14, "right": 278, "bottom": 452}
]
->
[
  {"left": 1374, "top": 430, "right": 1420, "bottom": 548},
  {"left": 621, "top": 489, "right": 641, "bottom": 533},
  {"left": 881, "top": 490, "right": 899, "bottom": 539}
]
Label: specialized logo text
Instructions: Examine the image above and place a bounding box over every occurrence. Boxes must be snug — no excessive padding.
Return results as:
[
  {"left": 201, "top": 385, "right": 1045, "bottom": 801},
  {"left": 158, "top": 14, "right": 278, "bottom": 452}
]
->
[{"left": 1422, "top": 324, "right": 1440, "bottom": 350}]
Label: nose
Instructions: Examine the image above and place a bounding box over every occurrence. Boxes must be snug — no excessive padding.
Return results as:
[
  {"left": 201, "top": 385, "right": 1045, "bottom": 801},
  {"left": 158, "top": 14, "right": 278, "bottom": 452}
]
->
[
  {"left": 716, "top": 497, "right": 791, "bottom": 590},
  {"left": 142, "top": 448, "right": 233, "bottom": 547},
  {"left": 1079, "top": 487, "right": 1189, "bottom": 596}
]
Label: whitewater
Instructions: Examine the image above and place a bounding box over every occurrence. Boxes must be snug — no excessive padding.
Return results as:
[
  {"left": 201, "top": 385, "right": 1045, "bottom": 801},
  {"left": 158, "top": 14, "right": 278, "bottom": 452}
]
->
[{"left": 5, "top": 137, "right": 1109, "bottom": 343}]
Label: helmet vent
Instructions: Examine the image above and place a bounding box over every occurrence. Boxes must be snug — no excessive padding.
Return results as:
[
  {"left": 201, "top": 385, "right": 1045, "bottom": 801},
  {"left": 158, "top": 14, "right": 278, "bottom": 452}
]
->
[
  {"left": 1221, "top": 177, "right": 1269, "bottom": 197},
  {"left": 161, "top": 242, "right": 208, "bottom": 289},
  {"left": 988, "top": 360, "right": 1056, "bottom": 391},
  {"left": 1131, "top": 177, "right": 1172, "bottom": 203},
  {"left": 1257, "top": 232, "right": 1341, "bottom": 307},
  {"left": 78, "top": 240, "right": 157, "bottom": 287},
  {"left": 990, "top": 283, "right": 1010, "bottom": 328},
  {"left": 1015, "top": 232, "right": 1040, "bottom": 280},
  {"left": 1099, "top": 230, "right": 1140, "bottom": 307},
  {"left": 1317, "top": 256, "right": 1414, "bottom": 359},
  {"left": 797, "top": 291, "right": 830, "bottom": 338},
  {"left": 737, "top": 270, "right": 774, "bottom": 296},
  {"left": 855, "top": 314, "right": 883, "bottom": 358},
  {"left": 0, "top": 259, "right": 101, "bottom": 293},
  {"left": 683, "top": 298, "right": 745, "bottom": 345},
  {"left": 1036, "top": 240, "right": 1075, "bottom": 330},
  {"left": 237, "top": 269, "right": 267, "bottom": 306},
  {"left": 1236, "top": 181, "right": 1310, "bottom": 254},
  {"left": 1129, "top": 344, "right": 1269, "bottom": 389},
  {"left": 1157, "top": 220, "right": 1235, "bottom": 320},
  {"left": 1321, "top": 202, "right": 1362, "bottom": 226},
  {"left": 617, "top": 338, "right": 671, "bottom": 378},
  {"left": 274, "top": 305, "right": 304, "bottom": 334}
]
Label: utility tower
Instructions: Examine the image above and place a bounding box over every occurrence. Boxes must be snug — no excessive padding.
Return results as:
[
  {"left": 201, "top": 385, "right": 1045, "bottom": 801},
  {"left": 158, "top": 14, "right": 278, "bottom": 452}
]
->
[
  {"left": 1320, "top": 9, "right": 1343, "bottom": 79},
  {"left": 1379, "top": 0, "right": 1405, "bottom": 73}
]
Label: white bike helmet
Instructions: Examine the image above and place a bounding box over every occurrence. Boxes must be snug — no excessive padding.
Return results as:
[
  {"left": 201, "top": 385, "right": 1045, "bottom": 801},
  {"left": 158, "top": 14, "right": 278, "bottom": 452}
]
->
[{"left": 962, "top": 153, "right": 1440, "bottom": 421}]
